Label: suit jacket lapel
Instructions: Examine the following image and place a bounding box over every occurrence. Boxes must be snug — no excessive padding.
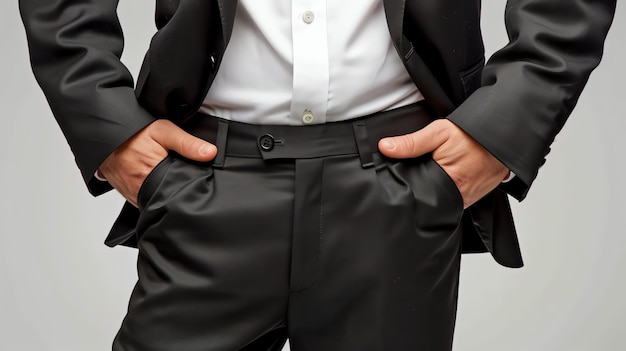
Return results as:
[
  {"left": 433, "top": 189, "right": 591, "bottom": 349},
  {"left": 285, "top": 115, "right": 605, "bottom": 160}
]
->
[
  {"left": 383, "top": 0, "right": 456, "bottom": 115},
  {"left": 215, "top": 0, "right": 239, "bottom": 45},
  {"left": 383, "top": 0, "right": 407, "bottom": 54}
]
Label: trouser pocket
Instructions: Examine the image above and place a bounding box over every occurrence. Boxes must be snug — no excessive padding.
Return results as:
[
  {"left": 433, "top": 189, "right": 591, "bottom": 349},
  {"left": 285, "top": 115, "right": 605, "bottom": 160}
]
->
[
  {"left": 383, "top": 155, "right": 464, "bottom": 235},
  {"left": 136, "top": 155, "right": 173, "bottom": 211},
  {"left": 135, "top": 154, "right": 215, "bottom": 242}
]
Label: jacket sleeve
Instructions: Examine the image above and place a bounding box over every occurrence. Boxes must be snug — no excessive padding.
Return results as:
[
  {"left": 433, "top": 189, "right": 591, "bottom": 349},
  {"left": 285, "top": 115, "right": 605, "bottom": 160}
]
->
[
  {"left": 447, "top": 0, "right": 616, "bottom": 201},
  {"left": 19, "top": 0, "right": 156, "bottom": 196}
]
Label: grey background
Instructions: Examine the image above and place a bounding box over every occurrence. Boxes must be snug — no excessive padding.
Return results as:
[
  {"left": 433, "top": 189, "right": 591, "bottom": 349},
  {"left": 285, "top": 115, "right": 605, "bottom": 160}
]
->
[{"left": 2, "top": 1, "right": 625, "bottom": 350}]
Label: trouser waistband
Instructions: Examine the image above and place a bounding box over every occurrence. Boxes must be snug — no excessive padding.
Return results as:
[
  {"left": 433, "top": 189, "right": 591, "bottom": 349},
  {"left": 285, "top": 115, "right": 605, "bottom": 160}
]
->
[{"left": 184, "top": 101, "right": 436, "bottom": 168}]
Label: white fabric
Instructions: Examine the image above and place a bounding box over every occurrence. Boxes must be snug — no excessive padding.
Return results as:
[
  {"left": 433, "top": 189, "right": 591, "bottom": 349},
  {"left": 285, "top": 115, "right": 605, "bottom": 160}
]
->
[
  {"left": 502, "top": 171, "right": 516, "bottom": 183},
  {"left": 200, "top": 0, "right": 423, "bottom": 125}
]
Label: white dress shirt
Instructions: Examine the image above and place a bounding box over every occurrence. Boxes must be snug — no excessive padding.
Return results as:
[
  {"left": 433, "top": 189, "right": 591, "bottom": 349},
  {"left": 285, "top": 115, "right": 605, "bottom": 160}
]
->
[{"left": 200, "top": 0, "right": 423, "bottom": 125}]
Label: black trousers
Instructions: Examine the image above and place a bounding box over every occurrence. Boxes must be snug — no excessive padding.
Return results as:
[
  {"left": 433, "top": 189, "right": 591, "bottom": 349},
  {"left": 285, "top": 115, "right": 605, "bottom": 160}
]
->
[{"left": 113, "top": 102, "right": 465, "bottom": 351}]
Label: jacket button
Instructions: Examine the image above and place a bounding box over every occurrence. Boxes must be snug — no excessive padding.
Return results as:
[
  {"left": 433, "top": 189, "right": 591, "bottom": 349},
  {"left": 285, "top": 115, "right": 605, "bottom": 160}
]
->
[{"left": 259, "top": 134, "right": 275, "bottom": 151}]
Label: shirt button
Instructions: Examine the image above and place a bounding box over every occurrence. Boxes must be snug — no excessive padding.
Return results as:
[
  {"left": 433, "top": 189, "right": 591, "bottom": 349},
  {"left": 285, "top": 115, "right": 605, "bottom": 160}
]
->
[
  {"left": 302, "top": 110, "right": 315, "bottom": 124},
  {"left": 302, "top": 10, "right": 315, "bottom": 24}
]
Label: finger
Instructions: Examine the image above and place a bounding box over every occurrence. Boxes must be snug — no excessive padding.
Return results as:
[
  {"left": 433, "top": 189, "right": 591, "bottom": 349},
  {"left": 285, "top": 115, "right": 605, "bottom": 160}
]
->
[
  {"left": 378, "top": 119, "right": 449, "bottom": 159},
  {"left": 152, "top": 121, "right": 217, "bottom": 161}
]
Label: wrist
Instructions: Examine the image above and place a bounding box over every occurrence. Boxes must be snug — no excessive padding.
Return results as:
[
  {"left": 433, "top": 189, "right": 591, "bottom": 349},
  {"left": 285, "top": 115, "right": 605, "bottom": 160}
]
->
[
  {"left": 502, "top": 170, "right": 515, "bottom": 183},
  {"left": 94, "top": 169, "right": 107, "bottom": 182}
]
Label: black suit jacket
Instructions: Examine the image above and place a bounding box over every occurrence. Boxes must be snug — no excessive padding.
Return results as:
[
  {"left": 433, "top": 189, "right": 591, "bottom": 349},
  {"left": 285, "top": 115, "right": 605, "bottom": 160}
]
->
[{"left": 20, "top": 0, "right": 616, "bottom": 267}]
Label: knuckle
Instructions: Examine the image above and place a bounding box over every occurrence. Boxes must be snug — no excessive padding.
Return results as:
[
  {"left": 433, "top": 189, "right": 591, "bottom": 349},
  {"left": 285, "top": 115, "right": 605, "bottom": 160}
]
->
[
  {"left": 432, "top": 119, "right": 449, "bottom": 132},
  {"left": 399, "top": 134, "right": 413, "bottom": 147},
  {"left": 152, "top": 119, "right": 173, "bottom": 129},
  {"left": 147, "top": 120, "right": 164, "bottom": 134},
  {"left": 436, "top": 120, "right": 453, "bottom": 139},
  {"left": 149, "top": 120, "right": 175, "bottom": 142},
  {"left": 180, "top": 134, "right": 197, "bottom": 152},
  {"left": 399, "top": 135, "right": 417, "bottom": 155}
]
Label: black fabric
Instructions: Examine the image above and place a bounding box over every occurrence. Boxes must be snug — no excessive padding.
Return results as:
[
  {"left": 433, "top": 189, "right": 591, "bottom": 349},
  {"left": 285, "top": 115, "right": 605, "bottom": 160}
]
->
[
  {"left": 184, "top": 103, "right": 435, "bottom": 160},
  {"left": 113, "top": 106, "right": 465, "bottom": 350}
]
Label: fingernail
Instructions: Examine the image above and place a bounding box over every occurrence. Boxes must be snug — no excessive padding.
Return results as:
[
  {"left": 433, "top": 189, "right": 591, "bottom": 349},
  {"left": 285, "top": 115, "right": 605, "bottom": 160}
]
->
[
  {"left": 380, "top": 139, "right": 396, "bottom": 151},
  {"left": 199, "top": 144, "right": 215, "bottom": 156}
]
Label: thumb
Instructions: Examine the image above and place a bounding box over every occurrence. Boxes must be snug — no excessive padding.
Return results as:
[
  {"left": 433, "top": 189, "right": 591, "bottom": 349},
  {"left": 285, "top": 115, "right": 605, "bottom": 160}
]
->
[
  {"left": 155, "top": 122, "right": 217, "bottom": 161},
  {"left": 378, "top": 120, "right": 448, "bottom": 159}
]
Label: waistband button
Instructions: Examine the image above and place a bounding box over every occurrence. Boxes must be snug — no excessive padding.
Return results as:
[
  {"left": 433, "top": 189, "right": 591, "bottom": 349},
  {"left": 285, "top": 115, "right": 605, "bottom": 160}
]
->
[{"left": 259, "top": 134, "right": 275, "bottom": 151}]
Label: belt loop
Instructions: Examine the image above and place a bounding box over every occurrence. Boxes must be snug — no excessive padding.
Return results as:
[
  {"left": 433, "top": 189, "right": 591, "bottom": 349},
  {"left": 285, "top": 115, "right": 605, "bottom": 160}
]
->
[
  {"left": 352, "top": 120, "right": 374, "bottom": 168},
  {"left": 212, "top": 119, "right": 229, "bottom": 168}
]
